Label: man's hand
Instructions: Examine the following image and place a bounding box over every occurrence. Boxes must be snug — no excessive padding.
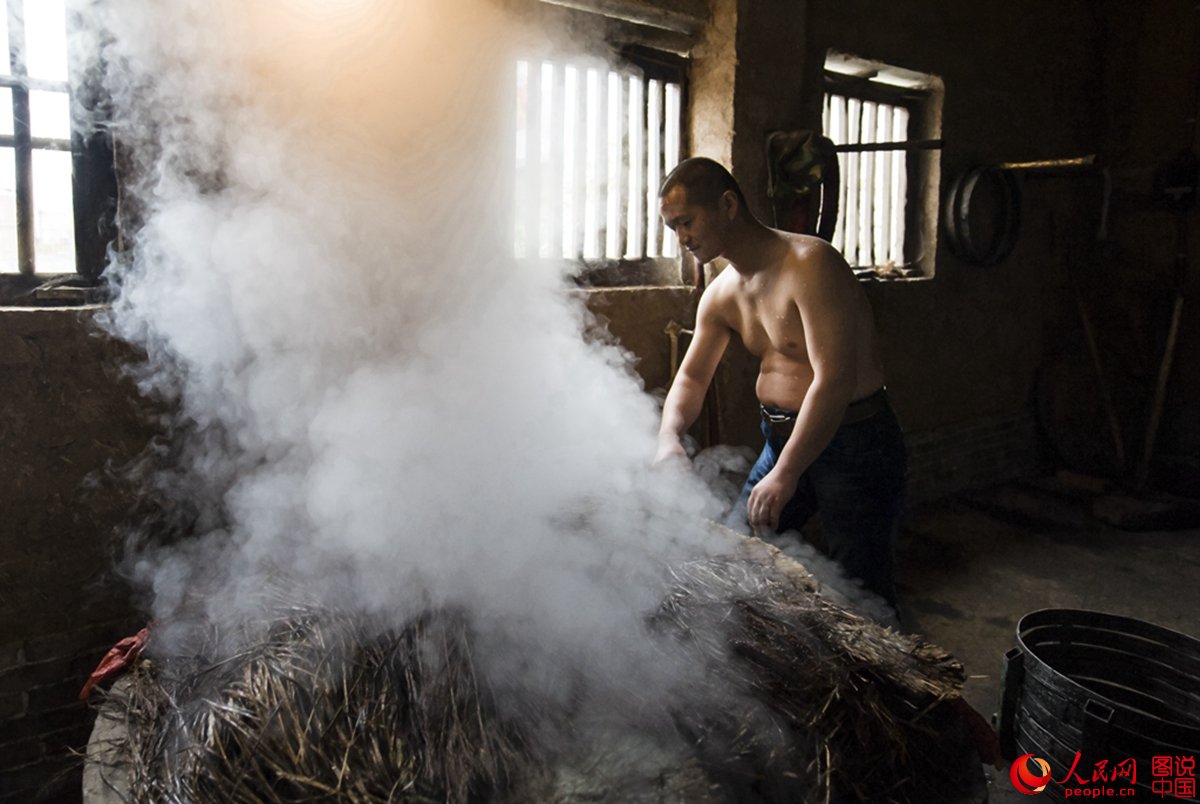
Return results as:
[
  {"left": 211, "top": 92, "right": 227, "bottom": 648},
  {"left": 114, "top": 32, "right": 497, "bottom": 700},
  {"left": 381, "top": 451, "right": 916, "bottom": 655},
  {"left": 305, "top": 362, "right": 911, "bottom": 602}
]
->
[
  {"left": 653, "top": 436, "right": 689, "bottom": 468},
  {"left": 747, "top": 467, "right": 799, "bottom": 533}
]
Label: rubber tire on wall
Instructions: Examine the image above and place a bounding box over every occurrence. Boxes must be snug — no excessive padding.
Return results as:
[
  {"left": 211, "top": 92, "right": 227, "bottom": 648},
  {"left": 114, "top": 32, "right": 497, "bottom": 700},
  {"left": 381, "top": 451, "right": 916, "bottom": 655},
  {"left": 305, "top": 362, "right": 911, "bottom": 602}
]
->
[{"left": 943, "top": 166, "right": 1021, "bottom": 266}]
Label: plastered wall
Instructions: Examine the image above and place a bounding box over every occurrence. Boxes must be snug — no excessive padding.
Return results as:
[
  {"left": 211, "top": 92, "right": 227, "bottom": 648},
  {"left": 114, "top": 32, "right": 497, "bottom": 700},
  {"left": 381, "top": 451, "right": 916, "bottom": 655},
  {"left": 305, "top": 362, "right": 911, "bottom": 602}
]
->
[
  {"left": 0, "top": 308, "right": 157, "bottom": 803},
  {"left": 1090, "top": 0, "right": 1199, "bottom": 489}
]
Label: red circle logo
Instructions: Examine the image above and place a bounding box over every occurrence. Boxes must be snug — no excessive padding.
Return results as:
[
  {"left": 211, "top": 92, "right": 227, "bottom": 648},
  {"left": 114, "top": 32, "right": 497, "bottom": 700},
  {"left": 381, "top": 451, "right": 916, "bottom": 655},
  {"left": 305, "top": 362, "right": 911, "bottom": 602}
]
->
[{"left": 1010, "top": 753, "right": 1052, "bottom": 794}]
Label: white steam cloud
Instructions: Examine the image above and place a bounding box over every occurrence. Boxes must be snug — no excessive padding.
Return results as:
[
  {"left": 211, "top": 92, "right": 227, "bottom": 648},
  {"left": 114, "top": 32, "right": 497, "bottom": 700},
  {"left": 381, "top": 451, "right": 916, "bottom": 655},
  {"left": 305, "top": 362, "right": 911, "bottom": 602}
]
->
[{"left": 82, "top": 0, "right": 726, "bottom": 698}]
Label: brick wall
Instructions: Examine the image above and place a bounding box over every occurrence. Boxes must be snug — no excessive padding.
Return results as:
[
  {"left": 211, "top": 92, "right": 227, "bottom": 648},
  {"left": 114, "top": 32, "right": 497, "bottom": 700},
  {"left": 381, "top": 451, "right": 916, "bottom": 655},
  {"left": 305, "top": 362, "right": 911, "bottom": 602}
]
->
[
  {"left": 905, "top": 410, "right": 1042, "bottom": 507},
  {"left": 0, "top": 308, "right": 157, "bottom": 804}
]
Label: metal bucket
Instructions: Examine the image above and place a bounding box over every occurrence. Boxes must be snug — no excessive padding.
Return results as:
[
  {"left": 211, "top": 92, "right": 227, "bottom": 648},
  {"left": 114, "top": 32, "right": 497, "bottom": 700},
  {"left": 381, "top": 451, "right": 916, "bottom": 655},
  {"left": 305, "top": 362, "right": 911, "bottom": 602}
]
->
[{"left": 999, "top": 608, "right": 1200, "bottom": 802}]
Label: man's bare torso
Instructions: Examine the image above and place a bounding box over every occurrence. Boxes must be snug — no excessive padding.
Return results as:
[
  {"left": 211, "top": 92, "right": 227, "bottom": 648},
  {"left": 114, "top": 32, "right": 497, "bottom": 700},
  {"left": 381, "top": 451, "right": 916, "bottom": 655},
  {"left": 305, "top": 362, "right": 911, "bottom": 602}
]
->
[{"left": 706, "top": 232, "right": 886, "bottom": 410}]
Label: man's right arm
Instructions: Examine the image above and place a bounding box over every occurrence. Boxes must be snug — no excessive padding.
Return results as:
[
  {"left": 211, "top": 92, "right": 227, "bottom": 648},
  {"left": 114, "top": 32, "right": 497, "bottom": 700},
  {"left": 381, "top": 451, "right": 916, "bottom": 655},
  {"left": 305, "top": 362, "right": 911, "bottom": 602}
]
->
[{"left": 655, "top": 287, "right": 731, "bottom": 464}]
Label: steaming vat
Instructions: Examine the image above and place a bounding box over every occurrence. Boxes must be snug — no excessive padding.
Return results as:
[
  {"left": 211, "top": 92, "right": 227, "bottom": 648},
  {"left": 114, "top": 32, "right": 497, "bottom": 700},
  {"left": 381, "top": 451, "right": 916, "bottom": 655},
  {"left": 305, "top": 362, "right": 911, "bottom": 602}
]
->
[
  {"left": 83, "top": 533, "right": 989, "bottom": 804},
  {"left": 83, "top": 678, "right": 133, "bottom": 804}
]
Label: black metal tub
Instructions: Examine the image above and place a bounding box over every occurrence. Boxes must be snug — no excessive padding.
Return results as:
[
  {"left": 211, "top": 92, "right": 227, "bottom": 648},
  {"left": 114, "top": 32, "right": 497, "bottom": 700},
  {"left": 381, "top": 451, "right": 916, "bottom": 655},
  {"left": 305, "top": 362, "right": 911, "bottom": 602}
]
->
[{"left": 999, "top": 608, "right": 1200, "bottom": 802}]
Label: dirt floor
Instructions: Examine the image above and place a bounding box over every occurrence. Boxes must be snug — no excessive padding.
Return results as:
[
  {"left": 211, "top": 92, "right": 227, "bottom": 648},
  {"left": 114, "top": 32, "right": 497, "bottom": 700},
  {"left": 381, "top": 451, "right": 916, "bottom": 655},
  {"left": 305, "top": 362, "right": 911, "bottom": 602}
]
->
[{"left": 897, "top": 474, "right": 1200, "bottom": 803}]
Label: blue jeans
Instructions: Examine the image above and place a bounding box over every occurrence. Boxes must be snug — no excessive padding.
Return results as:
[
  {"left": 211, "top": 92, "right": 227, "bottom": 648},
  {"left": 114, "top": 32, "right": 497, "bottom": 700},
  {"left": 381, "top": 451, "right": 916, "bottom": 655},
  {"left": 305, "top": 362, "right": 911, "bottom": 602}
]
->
[{"left": 724, "top": 398, "right": 907, "bottom": 609}]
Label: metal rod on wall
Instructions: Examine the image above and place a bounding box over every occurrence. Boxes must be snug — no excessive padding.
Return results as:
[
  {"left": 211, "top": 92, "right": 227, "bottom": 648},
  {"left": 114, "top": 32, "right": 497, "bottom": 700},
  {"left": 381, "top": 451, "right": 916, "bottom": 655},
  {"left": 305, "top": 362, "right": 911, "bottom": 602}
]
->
[{"left": 995, "top": 155, "right": 1096, "bottom": 171}]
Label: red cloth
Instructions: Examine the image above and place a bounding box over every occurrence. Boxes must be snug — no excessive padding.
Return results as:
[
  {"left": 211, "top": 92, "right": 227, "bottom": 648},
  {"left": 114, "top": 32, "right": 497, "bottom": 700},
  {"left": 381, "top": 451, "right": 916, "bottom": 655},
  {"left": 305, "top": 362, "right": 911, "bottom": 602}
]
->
[
  {"left": 949, "top": 696, "right": 1004, "bottom": 769},
  {"left": 79, "top": 627, "right": 150, "bottom": 700}
]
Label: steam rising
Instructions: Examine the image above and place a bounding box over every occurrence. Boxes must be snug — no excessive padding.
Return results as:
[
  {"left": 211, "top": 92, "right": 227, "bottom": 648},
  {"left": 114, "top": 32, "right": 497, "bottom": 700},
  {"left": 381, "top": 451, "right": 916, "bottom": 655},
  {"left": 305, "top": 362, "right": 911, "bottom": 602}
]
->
[{"left": 84, "top": 0, "right": 724, "bottom": 697}]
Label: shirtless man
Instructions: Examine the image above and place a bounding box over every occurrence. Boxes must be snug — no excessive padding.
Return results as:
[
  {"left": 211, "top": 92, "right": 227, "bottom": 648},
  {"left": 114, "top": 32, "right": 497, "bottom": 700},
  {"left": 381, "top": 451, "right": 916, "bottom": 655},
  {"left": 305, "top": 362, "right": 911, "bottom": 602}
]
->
[{"left": 654, "top": 157, "right": 907, "bottom": 610}]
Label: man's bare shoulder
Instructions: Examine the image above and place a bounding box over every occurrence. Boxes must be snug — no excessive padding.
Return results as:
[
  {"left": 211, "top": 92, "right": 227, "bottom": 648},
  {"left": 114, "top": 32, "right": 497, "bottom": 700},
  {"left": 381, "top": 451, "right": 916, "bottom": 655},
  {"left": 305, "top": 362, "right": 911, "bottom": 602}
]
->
[
  {"left": 779, "top": 232, "right": 851, "bottom": 277},
  {"left": 772, "top": 233, "right": 862, "bottom": 319},
  {"left": 699, "top": 265, "right": 742, "bottom": 311}
]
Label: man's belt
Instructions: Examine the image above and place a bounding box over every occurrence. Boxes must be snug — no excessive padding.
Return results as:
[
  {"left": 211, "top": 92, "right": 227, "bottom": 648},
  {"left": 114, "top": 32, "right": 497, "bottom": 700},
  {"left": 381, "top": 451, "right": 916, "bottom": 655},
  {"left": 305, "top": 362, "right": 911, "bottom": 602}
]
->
[
  {"left": 760, "top": 387, "right": 889, "bottom": 440},
  {"left": 842, "top": 387, "right": 890, "bottom": 425}
]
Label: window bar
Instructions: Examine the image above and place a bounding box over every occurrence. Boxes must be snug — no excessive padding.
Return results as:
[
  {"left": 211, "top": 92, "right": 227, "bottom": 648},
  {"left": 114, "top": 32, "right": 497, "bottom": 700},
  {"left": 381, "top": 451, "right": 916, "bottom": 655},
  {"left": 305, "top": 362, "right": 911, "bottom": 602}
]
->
[
  {"left": 561, "top": 65, "right": 580, "bottom": 259},
  {"left": 843, "top": 97, "right": 861, "bottom": 267},
  {"left": 832, "top": 140, "right": 940, "bottom": 153},
  {"left": 873, "top": 103, "right": 893, "bottom": 268},
  {"left": 890, "top": 106, "right": 909, "bottom": 265},
  {"left": 547, "top": 64, "right": 566, "bottom": 259},
  {"left": 539, "top": 62, "right": 558, "bottom": 259},
  {"left": 596, "top": 67, "right": 610, "bottom": 260},
  {"left": 858, "top": 100, "right": 877, "bottom": 266},
  {"left": 524, "top": 62, "right": 543, "bottom": 262},
  {"left": 662, "top": 81, "right": 681, "bottom": 258},
  {"left": 624, "top": 74, "right": 644, "bottom": 259},
  {"left": 0, "top": 133, "right": 70, "bottom": 151},
  {"left": 8, "top": 0, "right": 33, "bottom": 274},
  {"left": 582, "top": 67, "right": 602, "bottom": 260},
  {"left": 645, "top": 78, "right": 662, "bottom": 257},
  {"left": 513, "top": 60, "right": 529, "bottom": 258},
  {"left": 605, "top": 70, "right": 623, "bottom": 260},
  {"left": 828, "top": 94, "right": 848, "bottom": 255}
]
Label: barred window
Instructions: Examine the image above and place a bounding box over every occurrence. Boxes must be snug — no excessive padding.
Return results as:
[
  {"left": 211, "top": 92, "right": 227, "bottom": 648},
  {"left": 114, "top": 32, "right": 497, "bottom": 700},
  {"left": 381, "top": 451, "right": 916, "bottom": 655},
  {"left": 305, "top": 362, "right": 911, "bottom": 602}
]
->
[
  {"left": 822, "top": 52, "right": 942, "bottom": 279},
  {"left": 0, "top": 0, "right": 115, "bottom": 304},
  {"left": 513, "top": 50, "right": 686, "bottom": 285},
  {"left": 1, "top": 0, "right": 74, "bottom": 276}
]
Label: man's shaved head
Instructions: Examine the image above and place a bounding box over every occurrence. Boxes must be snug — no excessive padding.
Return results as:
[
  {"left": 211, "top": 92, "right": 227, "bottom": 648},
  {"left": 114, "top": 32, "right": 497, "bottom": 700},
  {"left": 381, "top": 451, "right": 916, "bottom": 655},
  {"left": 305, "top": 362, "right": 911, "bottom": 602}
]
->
[{"left": 659, "top": 157, "right": 747, "bottom": 209}]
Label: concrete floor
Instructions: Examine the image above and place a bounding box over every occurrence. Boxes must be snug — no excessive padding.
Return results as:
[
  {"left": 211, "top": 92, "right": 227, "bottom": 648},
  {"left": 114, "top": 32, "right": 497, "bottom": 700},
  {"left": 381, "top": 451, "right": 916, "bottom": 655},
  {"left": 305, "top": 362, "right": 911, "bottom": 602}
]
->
[{"left": 896, "top": 475, "right": 1200, "bottom": 803}]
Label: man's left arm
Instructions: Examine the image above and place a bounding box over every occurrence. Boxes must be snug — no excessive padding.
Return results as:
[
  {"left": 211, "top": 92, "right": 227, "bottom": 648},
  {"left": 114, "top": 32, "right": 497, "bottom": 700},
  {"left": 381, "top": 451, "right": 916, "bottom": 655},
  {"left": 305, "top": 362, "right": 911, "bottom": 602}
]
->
[{"left": 747, "top": 245, "right": 860, "bottom": 532}]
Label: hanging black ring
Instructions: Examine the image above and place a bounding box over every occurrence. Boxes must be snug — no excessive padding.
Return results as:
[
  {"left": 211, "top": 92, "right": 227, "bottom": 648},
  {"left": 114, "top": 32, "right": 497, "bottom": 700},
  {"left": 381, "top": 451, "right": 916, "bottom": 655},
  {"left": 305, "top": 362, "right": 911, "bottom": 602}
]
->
[{"left": 944, "top": 165, "right": 1021, "bottom": 266}]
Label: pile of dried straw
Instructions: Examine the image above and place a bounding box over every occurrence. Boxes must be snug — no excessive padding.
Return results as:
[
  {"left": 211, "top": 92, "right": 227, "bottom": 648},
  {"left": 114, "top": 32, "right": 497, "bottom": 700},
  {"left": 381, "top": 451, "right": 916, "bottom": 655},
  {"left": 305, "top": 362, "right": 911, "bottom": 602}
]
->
[{"left": 91, "top": 533, "right": 983, "bottom": 803}]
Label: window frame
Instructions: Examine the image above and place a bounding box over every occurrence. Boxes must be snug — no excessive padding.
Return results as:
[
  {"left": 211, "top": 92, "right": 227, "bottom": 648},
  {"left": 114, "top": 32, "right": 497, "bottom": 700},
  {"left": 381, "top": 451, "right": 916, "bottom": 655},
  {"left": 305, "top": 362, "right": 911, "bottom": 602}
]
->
[
  {"left": 822, "top": 55, "right": 943, "bottom": 280},
  {"left": 512, "top": 42, "right": 691, "bottom": 288},
  {"left": 0, "top": 0, "right": 116, "bottom": 305}
]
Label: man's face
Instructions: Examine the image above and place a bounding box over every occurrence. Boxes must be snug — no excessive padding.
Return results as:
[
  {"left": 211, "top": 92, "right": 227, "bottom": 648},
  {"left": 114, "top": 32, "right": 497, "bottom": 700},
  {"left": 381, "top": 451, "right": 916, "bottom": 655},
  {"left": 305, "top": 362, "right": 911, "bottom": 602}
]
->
[{"left": 659, "top": 185, "right": 732, "bottom": 264}]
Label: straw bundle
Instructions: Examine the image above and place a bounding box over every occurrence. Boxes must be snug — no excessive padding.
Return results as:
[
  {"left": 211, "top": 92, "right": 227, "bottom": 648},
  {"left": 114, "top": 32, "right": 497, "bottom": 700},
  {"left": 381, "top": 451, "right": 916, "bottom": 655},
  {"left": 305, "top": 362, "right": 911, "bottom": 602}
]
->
[
  {"left": 93, "top": 531, "right": 982, "bottom": 803},
  {"left": 108, "top": 610, "right": 542, "bottom": 803},
  {"left": 653, "top": 535, "right": 978, "bottom": 802}
]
